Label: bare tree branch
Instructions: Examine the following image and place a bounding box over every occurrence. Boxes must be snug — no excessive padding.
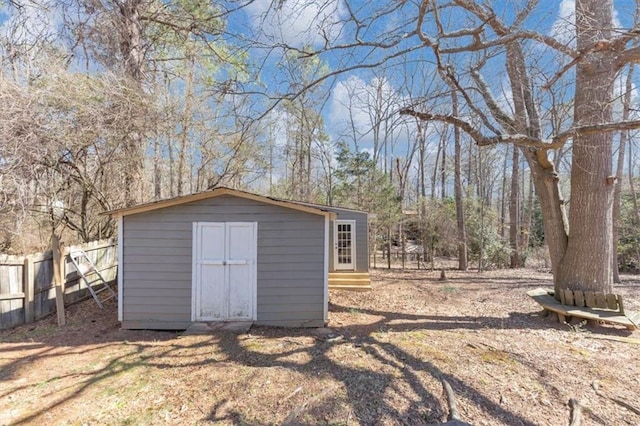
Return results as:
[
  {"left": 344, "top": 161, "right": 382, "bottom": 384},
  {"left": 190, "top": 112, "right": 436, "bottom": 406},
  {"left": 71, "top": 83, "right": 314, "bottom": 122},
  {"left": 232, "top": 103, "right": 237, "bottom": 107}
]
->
[
  {"left": 450, "top": 0, "right": 578, "bottom": 57},
  {"left": 554, "top": 120, "right": 640, "bottom": 146},
  {"left": 400, "top": 107, "right": 640, "bottom": 152},
  {"left": 618, "top": 45, "right": 640, "bottom": 66},
  {"left": 468, "top": 59, "right": 516, "bottom": 131},
  {"left": 398, "top": 108, "right": 547, "bottom": 147}
]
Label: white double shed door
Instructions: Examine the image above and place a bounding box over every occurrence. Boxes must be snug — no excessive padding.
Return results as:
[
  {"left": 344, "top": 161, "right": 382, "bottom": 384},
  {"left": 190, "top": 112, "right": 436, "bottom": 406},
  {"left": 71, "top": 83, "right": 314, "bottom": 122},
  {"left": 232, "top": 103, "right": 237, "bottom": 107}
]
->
[{"left": 192, "top": 222, "right": 257, "bottom": 322}]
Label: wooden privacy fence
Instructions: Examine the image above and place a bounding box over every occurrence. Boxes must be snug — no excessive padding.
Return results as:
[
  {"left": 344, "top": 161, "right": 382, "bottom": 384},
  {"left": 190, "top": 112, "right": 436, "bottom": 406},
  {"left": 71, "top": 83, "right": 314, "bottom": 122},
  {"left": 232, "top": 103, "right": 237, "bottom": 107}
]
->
[{"left": 0, "top": 239, "right": 117, "bottom": 330}]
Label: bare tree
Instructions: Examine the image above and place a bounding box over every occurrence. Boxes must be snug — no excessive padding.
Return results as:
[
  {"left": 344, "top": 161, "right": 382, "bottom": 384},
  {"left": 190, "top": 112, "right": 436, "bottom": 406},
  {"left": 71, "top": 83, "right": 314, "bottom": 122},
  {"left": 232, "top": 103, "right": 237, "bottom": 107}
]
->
[
  {"left": 0, "top": 65, "right": 145, "bottom": 245},
  {"left": 236, "top": 0, "right": 640, "bottom": 291},
  {"left": 399, "top": 0, "right": 640, "bottom": 293},
  {"left": 277, "top": 50, "right": 330, "bottom": 202},
  {"left": 65, "top": 0, "right": 250, "bottom": 204}
]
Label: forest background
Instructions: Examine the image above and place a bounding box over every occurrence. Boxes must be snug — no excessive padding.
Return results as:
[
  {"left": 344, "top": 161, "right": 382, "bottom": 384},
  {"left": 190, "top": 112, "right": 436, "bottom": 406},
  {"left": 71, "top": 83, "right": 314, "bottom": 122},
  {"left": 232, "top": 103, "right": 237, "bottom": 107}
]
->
[{"left": 1, "top": 0, "right": 640, "bottom": 290}]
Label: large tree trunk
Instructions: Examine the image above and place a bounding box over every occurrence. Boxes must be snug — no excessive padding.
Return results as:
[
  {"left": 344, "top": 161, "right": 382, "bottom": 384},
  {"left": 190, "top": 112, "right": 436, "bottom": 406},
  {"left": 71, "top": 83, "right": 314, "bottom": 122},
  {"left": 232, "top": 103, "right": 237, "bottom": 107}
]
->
[
  {"left": 556, "top": 0, "right": 616, "bottom": 294},
  {"left": 501, "top": 1, "right": 617, "bottom": 294}
]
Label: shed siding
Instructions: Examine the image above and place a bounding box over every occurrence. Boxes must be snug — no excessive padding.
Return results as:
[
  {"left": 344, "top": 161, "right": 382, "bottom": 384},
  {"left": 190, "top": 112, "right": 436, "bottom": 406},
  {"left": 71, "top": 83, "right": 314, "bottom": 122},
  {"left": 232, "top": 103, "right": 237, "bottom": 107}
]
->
[
  {"left": 122, "top": 195, "right": 325, "bottom": 328},
  {"left": 327, "top": 209, "right": 369, "bottom": 273}
]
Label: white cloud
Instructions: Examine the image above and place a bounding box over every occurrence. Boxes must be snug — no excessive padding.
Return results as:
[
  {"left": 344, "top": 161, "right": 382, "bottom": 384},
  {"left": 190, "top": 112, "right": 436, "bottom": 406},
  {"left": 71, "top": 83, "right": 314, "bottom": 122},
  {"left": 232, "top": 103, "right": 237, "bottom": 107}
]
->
[
  {"left": 329, "top": 75, "right": 371, "bottom": 136},
  {"left": 244, "top": 0, "right": 347, "bottom": 48},
  {"left": 360, "top": 147, "right": 374, "bottom": 159},
  {"left": 550, "top": 0, "right": 575, "bottom": 46},
  {"left": 264, "top": 107, "right": 290, "bottom": 148},
  {"left": 495, "top": 77, "right": 515, "bottom": 117}
]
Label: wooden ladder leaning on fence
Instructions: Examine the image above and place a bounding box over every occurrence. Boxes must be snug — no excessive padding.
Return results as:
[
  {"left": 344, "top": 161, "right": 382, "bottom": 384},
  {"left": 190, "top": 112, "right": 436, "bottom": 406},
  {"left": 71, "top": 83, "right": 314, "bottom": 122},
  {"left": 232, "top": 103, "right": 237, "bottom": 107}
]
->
[{"left": 69, "top": 249, "right": 116, "bottom": 309}]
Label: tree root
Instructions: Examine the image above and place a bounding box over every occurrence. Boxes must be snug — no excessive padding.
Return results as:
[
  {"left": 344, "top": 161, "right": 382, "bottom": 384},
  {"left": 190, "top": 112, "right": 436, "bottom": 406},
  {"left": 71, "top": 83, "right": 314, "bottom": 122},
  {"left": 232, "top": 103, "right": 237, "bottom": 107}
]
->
[
  {"left": 443, "top": 380, "right": 460, "bottom": 421},
  {"left": 281, "top": 386, "right": 335, "bottom": 425},
  {"left": 438, "top": 380, "right": 472, "bottom": 425},
  {"left": 569, "top": 398, "right": 582, "bottom": 426},
  {"left": 592, "top": 380, "right": 640, "bottom": 416}
]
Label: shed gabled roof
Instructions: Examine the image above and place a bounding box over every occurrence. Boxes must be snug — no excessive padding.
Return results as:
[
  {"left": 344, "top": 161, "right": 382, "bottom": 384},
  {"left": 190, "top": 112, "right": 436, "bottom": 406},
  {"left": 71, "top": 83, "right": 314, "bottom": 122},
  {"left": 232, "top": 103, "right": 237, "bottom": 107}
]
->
[
  {"left": 105, "top": 187, "right": 337, "bottom": 219},
  {"left": 283, "top": 199, "right": 376, "bottom": 219}
]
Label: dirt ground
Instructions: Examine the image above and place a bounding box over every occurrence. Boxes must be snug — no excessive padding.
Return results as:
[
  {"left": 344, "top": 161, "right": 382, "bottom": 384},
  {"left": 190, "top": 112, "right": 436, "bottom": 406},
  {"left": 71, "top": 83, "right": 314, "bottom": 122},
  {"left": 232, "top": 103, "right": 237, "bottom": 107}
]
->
[{"left": 1, "top": 267, "right": 640, "bottom": 425}]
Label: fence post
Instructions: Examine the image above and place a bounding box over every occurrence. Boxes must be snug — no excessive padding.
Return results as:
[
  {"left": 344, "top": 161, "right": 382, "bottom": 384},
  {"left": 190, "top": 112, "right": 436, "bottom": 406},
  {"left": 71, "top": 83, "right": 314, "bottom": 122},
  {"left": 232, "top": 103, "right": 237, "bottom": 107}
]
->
[
  {"left": 52, "top": 235, "right": 66, "bottom": 326},
  {"left": 23, "top": 256, "right": 34, "bottom": 323}
]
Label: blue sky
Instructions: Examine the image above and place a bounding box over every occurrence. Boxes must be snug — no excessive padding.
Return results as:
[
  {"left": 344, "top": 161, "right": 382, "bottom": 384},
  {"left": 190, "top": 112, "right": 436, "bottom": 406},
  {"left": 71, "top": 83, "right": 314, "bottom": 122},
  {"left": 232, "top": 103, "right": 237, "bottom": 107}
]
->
[
  {"left": 1, "top": 0, "right": 638, "bottom": 199},
  {"left": 223, "top": 1, "right": 574, "bottom": 153},
  {"left": 2, "top": 0, "right": 638, "bottom": 164}
]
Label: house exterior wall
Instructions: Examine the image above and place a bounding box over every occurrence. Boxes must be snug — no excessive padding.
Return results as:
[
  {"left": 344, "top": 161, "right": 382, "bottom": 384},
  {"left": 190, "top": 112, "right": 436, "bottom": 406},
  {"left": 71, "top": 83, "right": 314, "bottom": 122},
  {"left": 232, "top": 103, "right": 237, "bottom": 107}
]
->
[
  {"left": 326, "top": 209, "right": 369, "bottom": 273},
  {"left": 121, "top": 195, "right": 326, "bottom": 329}
]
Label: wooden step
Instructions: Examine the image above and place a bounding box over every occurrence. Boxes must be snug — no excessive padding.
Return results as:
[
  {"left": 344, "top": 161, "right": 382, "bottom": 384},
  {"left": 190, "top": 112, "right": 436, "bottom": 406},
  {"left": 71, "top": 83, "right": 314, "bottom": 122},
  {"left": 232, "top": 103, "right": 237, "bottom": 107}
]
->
[
  {"left": 328, "top": 284, "right": 372, "bottom": 292},
  {"left": 329, "top": 277, "right": 370, "bottom": 283},
  {"left": 329, "top": 273, "right": 370, "bottom": 279},
  {"left": 328, "top": 272, "right": 371, "bottom": 291}
]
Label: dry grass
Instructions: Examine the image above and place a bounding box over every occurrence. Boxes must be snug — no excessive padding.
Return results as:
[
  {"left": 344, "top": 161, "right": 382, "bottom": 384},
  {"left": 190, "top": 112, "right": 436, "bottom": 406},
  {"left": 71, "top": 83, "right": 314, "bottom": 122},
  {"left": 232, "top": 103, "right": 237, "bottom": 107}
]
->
[{"left": 1, "top": 268, "right": 640, "bottom": 425}]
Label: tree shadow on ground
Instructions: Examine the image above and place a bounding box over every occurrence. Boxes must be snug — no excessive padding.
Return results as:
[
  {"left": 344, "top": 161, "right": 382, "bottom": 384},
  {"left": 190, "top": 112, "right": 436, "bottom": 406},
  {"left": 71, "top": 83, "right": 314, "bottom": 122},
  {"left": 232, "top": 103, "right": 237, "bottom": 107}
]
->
[
  {"left": 2, "top": 281, "right": 637, "bottom": 425},
  {"left": 1, "top": 299, "right": 553, "bottom": 425},
  {"left": 203, "top": 298, "right": 636, "bottom": 424},
  {"left": 203, "top": 311, "right": 543, "bottom": 425}
]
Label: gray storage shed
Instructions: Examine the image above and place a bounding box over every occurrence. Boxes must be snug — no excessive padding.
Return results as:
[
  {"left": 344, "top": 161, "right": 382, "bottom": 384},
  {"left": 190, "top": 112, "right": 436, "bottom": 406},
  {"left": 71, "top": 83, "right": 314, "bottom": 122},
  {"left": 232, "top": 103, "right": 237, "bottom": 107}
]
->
[{"left": 107, "top": 187, "right": 370, "bottom": 330}]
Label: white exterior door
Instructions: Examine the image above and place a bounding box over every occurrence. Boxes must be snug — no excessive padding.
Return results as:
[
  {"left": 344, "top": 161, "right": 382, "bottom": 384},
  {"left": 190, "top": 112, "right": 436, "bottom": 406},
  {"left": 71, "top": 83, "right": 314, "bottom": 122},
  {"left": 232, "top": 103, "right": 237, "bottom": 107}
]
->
[
  {"left": 334, "top": 220, "right": 355, "bottom": 271},
  {"left": 192, "top": 222, "right": 257, "bottom": 321}
]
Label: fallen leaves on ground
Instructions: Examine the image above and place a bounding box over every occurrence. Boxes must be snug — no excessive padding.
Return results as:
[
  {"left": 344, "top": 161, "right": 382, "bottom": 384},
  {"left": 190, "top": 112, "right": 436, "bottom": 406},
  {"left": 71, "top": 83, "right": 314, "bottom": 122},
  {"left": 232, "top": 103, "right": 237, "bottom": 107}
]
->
[{"left": 1, "top": 267, "right": 639, "bottom": 425}]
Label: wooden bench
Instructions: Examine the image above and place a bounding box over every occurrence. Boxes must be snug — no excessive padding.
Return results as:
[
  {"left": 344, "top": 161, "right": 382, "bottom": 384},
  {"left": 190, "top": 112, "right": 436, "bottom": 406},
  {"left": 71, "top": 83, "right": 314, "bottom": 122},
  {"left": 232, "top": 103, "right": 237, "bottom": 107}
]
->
[{"left": 527, "top": 288, "right": 640, "bottom": 330}]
